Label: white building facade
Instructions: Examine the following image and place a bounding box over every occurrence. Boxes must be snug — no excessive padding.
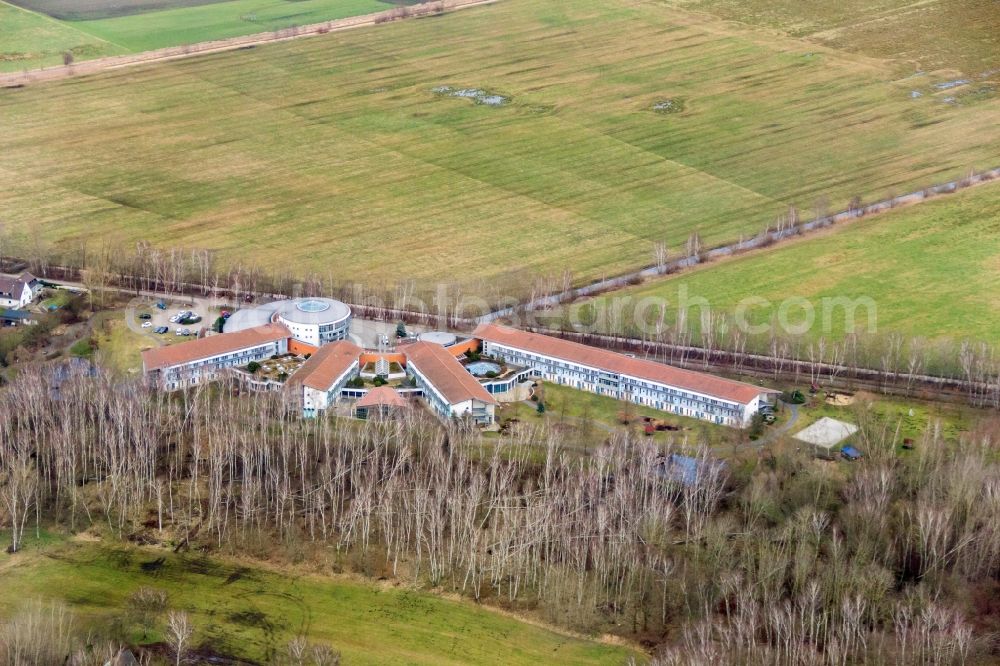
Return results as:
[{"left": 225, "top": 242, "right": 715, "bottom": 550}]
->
[
  {"left": 405, "top": 342, "right": 497, "bottom": 425},
  {"left": 0, "top": 273, "right": 41, "bottom": 309},
  {"left": 475, "top": 324, "right": 775, "bottom": 428},
  {"left": 142, "top": 324, "right": 290, "bottom": 391}
]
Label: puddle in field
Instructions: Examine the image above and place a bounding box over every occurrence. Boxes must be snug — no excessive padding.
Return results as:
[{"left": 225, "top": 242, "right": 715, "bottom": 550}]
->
[
  {"left": 652, "top": 98, "right": 685, "bottom": 114},
  {"left": 934, "top": 79, "right": 970, "bottom": 90},
  {"left": 432, "top": 86, "right": 510, "bottom": 106}
]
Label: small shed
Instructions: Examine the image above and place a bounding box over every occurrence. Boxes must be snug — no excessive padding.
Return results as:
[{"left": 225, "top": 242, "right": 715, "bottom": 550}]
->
[
  {"left": 0, "top": 309, "right": 34, "bottom": 327},
  {"left": 793, "top": 417, "right": 859, "bottom": 459}
]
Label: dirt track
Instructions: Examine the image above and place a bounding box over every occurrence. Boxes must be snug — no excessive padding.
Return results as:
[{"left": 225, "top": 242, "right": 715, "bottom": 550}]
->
[{"left": 0, "top": 0, "right": 497, "bottom": 88}]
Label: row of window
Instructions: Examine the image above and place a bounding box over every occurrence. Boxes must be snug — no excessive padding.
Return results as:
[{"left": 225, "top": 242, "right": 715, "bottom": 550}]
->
[{"left": 485, "top": 342, "right": 748, "bottom": 425}]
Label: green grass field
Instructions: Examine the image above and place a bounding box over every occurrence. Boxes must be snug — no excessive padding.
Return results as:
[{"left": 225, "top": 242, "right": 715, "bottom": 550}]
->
[
  {"left": 0, "top": 534, "right": 637, "bottom": 664},
  {"left": 498, "top": 380, "right": 733, "bottom": 448},
  {"left": 1, "top": 0, "right": 999, "bottom": 293},
  {"left": 664, "top": 0, "right": 1000, "bottom": 77},
  {"left": 65, "top": 0, "right": 390, "bottom": 52},
  {"left": 582, "top": 183, "right": 1000, "bottom": 344},
  {"left": 0, "top": 0, "right": 393, "bottom": 71},
  {"left": 0, "top": 1, "right": 125, "bottom": 72}
]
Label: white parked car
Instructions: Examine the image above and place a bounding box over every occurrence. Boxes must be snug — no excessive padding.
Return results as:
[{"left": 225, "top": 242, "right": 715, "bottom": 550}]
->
[
  {"left": 169, "top": 315, "right": 179, "bottom": 323},
  {"left": 141, "top": 321, "right": 152, "bottom": 328},
  {"left": 175, "top": 329, "right": 184, "bottom": 336}
]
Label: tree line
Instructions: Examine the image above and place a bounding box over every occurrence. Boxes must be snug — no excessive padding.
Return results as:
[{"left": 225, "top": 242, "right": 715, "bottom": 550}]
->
[{"left": 1, "top": 366, "right": 999, "bottom": 662}]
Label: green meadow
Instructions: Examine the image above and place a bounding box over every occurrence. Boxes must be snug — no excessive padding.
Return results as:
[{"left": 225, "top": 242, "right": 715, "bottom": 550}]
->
[
  {"left": 0, "top": 534, "right": 637, "bottom": 664},
  {"left": 0, "top": 1, "right": 125, "bottom": 72},
  {"left": 664, "top": 0, "right": 1000, "bottom": 76},
  {"left": 64, "top": 0, "right": 390, "bottom": 52},
  {"left": 1, "top": 0, "right": 999, "bottom": 293},
  {"left": 0, "top": 0, "right": 390, "bottom": 71},
  {"left": 582, "top": 183, "right": 1000, "bottom": 344}
]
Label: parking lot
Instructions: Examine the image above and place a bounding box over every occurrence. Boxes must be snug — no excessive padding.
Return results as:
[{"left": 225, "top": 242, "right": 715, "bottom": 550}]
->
[{"left": 128, "top": 295, "right": 224, "bottom": 345}]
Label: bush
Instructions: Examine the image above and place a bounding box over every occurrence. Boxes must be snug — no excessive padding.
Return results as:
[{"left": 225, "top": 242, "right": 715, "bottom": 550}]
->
[
  {"left": 347, "top": 377, "right": 366, "bottom": 389},
  {"left": 536, "top": 401, "right": 546, "bottom": 415},
  {"left": 783, "top": 389, "right": 806, "bottom": 404},
  {"left": 372, "top": 376, "right": 387, "bottom": 387},
  {"left": 69, "top": 338, "right": 95, "bottom": 358},
  {"left": 212, "top": 316, "right": 225, "bottom": 333},
  {"left": 246, "top": 361, "right": 261, "bottom": 374},
  {"left": 395, "top": 322, "right": 407, "bottom": 338}
]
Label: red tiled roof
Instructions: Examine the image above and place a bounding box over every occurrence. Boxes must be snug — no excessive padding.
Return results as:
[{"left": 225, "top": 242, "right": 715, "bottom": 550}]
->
[
  {"left": 474, "top": 323, "right": 776, "bottom": 405},
  {"left": 287, "top": 340, "right": 362, "bottom": 391},
  {"left": 356, "top": 386, "right": 407, "bottom": 409},
  {"left": 142, "top": 323, "right": 290, "bottom": 371},
  {"left": 405, "top": 341, "right": 497, "bottom": 406}
]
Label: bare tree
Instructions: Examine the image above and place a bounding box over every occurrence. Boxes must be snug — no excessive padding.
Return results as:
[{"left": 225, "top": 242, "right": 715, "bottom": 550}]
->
[{"left": 166, "top": 611, "right": 193, "bottom": 666}]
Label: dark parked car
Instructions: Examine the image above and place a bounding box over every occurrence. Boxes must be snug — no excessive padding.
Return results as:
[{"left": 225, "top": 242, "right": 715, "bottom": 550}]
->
[
  {"left": 154, "top": 326, "right": 169, "bottom": 334},
  {"left": 138, "top": 313, "right": 152, "bottom": 320}
]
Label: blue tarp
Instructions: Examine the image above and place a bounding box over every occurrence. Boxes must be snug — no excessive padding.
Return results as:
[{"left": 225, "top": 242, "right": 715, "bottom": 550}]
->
[
  {"left": 841, "top": 445, "right": 863, "bottom": 460},
  {"left": 657, "top": 454, "right": 726, "bottom": 486}
]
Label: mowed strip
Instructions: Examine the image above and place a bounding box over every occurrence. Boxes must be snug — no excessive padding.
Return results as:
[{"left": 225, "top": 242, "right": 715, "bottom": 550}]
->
[
  {"left": 583, "top": 183, "right": 1000, "bottom": 344},
  {"left": 0, "top": 0, "right": 998, "bottom": 292}
]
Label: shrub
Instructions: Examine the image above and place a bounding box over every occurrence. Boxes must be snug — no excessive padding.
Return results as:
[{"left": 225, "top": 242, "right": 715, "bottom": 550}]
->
[
  {"left": 347, "top": 377, "right": 366, "bottom": 389},
  {"left": 246, "top": 361, "right": 261, "bottom": 374},
  {"left": 783, "top": 389, "right": 806, "bottom": 404},
  {"left": 372, "top": 376, "right": 387, "bottom": 387}
]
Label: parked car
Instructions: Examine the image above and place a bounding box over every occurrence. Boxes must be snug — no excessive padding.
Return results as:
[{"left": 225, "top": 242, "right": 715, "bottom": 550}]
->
[
  {"left": 763, "top": 414, "right": 776, "bottom": 425},
  {"left": 155, "top": 301, "right": 167, "bottom": 310},
  {"left": 169, "top": 315, "right": 179, "bottom": 323},
  {"left": 154, "top": 326, "right": 168, "bottom": 334},
  {"left": 141, "top": 321, "right": 153, "bottom": 328},
  {"left": 175, "top": 329, "right": 184, "bottom": 336},
  {"left": 138, "top": 313, "right": 152, "bottom": 320},
  {"left": 182, "top": 328, "right": 191, "bottom": 336},
  {"left": 841, "top": 445, "right": 863, "bottom": 461}
]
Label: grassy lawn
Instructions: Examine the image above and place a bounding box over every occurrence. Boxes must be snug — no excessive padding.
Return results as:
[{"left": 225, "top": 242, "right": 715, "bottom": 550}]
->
[
  {"left": 497, "top": 380, "right": 733, "bottom": 449},
  {"left": 0, "top": 0, "right": 125, "bottom": 72},
  {"left": 787, "top": 390, "right": 976, "bottom": 446},
  {"left": 92, "top": 312, "right": 156, "bottom": 375},
  {"left": 663, "top": 0, "right": 1000, "bottom": 77},
  {"left": 1, "top": 0, "right": 998, "bottom": 296},
  {"left": 582, "top": 183, "right": 1000, "bottom": 344},
  {"left": 0, "top": 534, "right": 638, "bottom": 665}
]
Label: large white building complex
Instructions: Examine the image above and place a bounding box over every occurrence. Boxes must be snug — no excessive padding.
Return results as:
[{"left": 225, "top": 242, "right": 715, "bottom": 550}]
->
[
  {"left": 143, "top": 298, "right": 774, "bottom": 429},
  {"left": 225, "top": 297, "right": 351, "bottom": 345},
  {"left": 474, "top": 323, "right": 776, "bottom": 427},
  {"left": 142, "top": 323, "right": 290, "bottom": 391}
]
